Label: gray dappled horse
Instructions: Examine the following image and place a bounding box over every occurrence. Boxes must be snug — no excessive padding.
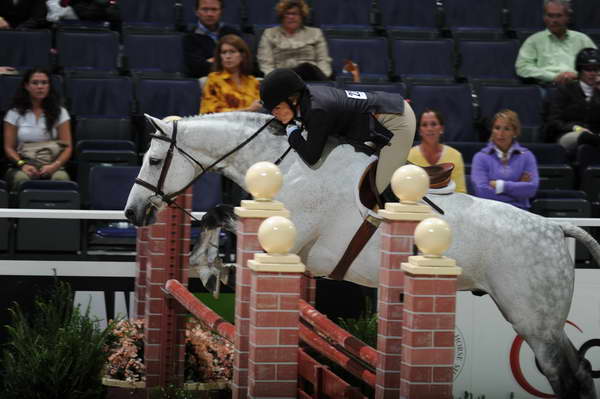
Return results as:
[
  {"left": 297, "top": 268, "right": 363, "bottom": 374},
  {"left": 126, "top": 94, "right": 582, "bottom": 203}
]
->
[{"left": 125, "top": 112, "right": 600, "bottom": 398}]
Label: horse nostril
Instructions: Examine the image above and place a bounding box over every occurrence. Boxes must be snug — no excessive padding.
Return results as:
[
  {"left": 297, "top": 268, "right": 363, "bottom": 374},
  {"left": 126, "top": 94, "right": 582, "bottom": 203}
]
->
[{"left": 125, "top": 208, "right": 136, "bottom": 222}]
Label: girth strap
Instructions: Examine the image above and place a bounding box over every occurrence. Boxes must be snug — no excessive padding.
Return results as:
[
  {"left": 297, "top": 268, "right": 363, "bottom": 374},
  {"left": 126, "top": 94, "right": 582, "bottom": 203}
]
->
[{"left": 329, "top": 215, "right": 381, "bottom": 280}]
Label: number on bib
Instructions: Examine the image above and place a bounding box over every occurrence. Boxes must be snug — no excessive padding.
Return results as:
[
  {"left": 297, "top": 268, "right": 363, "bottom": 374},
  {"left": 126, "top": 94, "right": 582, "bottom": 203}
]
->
[{"left": 345, "top": 90, "right": 367, "bottom": 100}]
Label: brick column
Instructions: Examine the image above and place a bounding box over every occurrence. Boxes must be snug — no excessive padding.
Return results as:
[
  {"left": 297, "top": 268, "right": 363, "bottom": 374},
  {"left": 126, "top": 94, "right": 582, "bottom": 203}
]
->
[
  {"left": 300, "top": 272, "right": 316, "bottom": 306},
  {"left": 376, "top": 202, "right": 433, "bottom": 399},
  {"left": 143, "top": 190, "right": 192, "bottom": 391},
  {"left": 400, "top": 219, "right": 461, "bottom": 399},
  {"left": 247, "top": 249, "right": 305, "bottom": 398},
  {"left": 134, "top": 226, "right": 150, "bottom": 319},
  {"left": 233, "top": 201, "right": 290, "bottom": 399}
]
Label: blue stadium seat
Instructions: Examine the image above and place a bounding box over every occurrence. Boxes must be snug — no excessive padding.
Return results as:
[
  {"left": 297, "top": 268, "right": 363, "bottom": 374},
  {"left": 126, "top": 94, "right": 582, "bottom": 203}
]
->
[
  {"left": 180, "top": 0, "right": 242, "bottom": 27},
  {"left": 505, "top": 0, "right": 544, "bottom": 32},
  {"left": 192, "top": 172, "right": 223, "bottom": 212},
  {"left": 327, "top": 37, "right": 390, "bottom": 81},
  {"left": 311, "top": 0, "right": 372, "bottom": 35},
  {"left": 408, "top": 83, "right": 476, "bottom": 142},
  {"left": 135, "top": 77, "right": 201, "bottom": 119},
  {"left": 56, "top": 30, "right": 120, "bottom": 73},
  {"left": 123, "top": 32, "right": 186, "bottom": 76},
  {"left": 74, "top": 117, "right": 132, "bottom": 141},
  {"left": 16, "top": 181, "right": 81, "bottom": 252},
  {"left": 457, "top": 39, "right": 520, "bottom": 82},
  {"left": 443, "top": 0, "right": 506, "bottom": 39},
  {"left": 379, "top": 0, "right": 440, "bottom": 38},
  {"left": 65, "top": 76, "right": 134, "bottom": 118},
  {"left": 476, "top": 84, "right": 543, "bottom": 142},
  {"left": 0, "top": 30, "right": 52, "bottom": 70},
  {"left": 572, "top": 0, "right": 600, "bottom": 34},
  {"left": 525, "top": 143, "right": 574, "bottom": 190},
  {"left": 246, "top": 0, "right": 278, "bottom": 27},
  {"left": 78, "top": 142, "right": 138, "bottom": 207},
  {"left": 89, "top": 165, "right": 141, "bottom": 210},
  {"left": 342, "top": 82, "right": 407, "bottom": 97},
  {"left": 392, "top": 38, "right": 454, "bottom": 81},
  {"left": 120, "top": 0, "right": 177, "bottom": 30}
]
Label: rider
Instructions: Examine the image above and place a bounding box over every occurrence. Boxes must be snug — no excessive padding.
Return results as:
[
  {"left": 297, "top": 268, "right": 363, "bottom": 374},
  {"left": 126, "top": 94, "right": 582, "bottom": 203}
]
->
[{"left": 259, "top": 68, "right": 416, "bottom": 196}]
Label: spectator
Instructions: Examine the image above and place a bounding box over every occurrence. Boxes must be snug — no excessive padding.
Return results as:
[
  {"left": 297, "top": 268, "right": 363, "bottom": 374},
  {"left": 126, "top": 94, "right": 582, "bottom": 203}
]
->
[
  {"left": 545, "top": 47, "right": 600, "bottom": 153},
  {"left": 471, "top": 110, "right": 539, "bottom": 210},
  {"left": 408, "top": 109, "right": 467, "bottom": 193},
  {"left": 183, "top": 0, "right": 241, "bottom": 78},
  {"left": 63, "top": 0, "right": 120, "bottom": 25},
  {"left": 200, "top": 34, "right": 260, "bottom": 114},
  {"left": 257, "top": 0, "right": 331, "bottom": 81},
  {"left": 3, "top": 68, "right": 73, "bottom": 191},
  {"left": 515, "top": 0, "right": 597, "bottom": 85},
  {"left": 0, "top": 0, "right": 49, "bottom": 29}
]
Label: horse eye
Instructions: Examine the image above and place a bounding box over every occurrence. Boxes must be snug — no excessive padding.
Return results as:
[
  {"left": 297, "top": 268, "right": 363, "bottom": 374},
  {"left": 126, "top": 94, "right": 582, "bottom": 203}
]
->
[{"left": 149, "top": 157, "right": 162, "bottom": 166}]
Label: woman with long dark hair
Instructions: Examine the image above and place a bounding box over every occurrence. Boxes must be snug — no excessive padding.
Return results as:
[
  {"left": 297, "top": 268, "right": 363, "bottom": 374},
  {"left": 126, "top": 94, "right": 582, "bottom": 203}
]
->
[{"left": 3, "top": 67, "right": 73, "bottom": 191}]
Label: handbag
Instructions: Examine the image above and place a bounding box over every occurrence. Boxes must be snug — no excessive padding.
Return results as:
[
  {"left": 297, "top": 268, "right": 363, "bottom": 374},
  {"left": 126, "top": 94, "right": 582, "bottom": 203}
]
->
[{"left": 17, "top": 140, "right": 68, "bottom": 168}]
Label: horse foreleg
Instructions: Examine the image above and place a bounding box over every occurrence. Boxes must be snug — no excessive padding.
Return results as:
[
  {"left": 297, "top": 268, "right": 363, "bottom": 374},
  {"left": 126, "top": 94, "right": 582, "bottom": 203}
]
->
[{"left": 525, "top": 333, "right": 596, "bottom": 399}]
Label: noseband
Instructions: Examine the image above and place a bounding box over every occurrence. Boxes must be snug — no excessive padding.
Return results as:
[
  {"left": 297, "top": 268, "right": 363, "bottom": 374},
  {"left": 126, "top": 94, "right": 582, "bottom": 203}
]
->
[{"left": 134, "top": 118, "right": 278, "bottom": 216}]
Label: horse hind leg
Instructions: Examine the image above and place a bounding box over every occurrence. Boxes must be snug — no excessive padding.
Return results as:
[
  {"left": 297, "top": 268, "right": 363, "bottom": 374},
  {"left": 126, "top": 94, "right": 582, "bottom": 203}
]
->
[{"left": 526, "top": 333, "right": 596, "bottom": 399}]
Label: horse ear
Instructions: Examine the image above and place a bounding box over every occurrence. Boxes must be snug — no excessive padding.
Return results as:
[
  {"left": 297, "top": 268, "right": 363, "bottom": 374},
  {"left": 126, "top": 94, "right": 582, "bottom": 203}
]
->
[{"left": 145, "top": 114, "right": 170, "bottom": 135}]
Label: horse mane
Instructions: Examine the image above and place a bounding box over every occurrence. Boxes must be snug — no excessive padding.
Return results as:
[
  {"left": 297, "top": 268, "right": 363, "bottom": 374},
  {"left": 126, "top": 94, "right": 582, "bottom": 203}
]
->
[{"left": 180, "top": 112, "right": 284, "bottom": 136}]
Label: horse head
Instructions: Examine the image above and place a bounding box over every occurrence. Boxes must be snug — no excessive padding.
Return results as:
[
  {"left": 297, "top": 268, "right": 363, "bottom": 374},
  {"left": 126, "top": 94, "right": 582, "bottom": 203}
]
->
[
  {"left": 125, "top": 114, "right": 199, "bottom": 226},
  {"left": 125, "top": 112, "right": 287, "bottom": 227}
]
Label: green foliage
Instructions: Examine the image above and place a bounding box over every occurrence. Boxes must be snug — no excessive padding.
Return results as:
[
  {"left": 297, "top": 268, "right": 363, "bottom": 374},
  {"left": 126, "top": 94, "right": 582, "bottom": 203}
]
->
[
  {"left": 1, "top": 279, "right": 114, "bottom": 399},
  {"left": 336, "top": 296, "right": 378, "bottom": 348},
  {"left": 152, "top": 384, "right": 194, "bottom": 399}
]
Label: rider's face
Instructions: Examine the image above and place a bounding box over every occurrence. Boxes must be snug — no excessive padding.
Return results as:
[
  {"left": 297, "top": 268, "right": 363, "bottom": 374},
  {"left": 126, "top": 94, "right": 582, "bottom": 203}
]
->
[{"left": 271, "top": 101, "right": 294, "bottom": 124}]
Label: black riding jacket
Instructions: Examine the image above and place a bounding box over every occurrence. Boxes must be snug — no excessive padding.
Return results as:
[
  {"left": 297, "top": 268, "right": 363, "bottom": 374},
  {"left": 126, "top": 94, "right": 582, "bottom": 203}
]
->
[{"left": 288, "top": 85, "right": 405, "bottom": 165}]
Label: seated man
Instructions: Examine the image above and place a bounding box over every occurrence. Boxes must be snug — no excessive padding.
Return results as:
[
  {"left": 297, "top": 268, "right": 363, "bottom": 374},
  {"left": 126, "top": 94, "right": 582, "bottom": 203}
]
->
[
  {"left": 183, "top": 0, "right": 241, "bottom": 78},
  {"left": 515, "top": 0, "right": 596, "bottom": 85}
]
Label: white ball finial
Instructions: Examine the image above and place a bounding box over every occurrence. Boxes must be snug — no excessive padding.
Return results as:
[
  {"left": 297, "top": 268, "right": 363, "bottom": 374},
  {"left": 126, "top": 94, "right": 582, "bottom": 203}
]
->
[
  {"left": 244, "top": 161, "right": 283, "bottom": 200},
  {"left": 162, "top": 115, "right": 182, "bottom": 122},
  {"left": 414, "top": 217, "right": 452, "bottom": 257},
  {"left": 390, "top": 165, "right": 429, "bottom": 203},
  {"left": 258, "top": 216, "right": 296, "bottom": 254}
]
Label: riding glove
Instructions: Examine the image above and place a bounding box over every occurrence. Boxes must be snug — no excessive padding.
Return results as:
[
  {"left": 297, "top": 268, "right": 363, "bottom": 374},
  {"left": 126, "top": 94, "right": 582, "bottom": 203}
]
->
[{"left": 286, "top": 122, "right": 301, "bottom": 137}]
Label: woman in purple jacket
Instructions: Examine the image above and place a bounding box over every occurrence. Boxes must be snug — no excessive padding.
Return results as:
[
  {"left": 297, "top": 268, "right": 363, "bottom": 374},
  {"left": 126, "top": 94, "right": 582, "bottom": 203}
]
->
[{"left": 471, "top": 109, "right": 539, "bottom": 209}]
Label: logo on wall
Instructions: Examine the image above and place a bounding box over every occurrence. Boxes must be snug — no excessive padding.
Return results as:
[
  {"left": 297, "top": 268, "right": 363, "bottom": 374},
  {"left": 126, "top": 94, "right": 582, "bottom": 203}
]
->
[
  {"left": 510, "top": 320, "right": 600, "bottom": 398},
  {"left": 454, "top": 327, "right": 466, "bottom": 380}
]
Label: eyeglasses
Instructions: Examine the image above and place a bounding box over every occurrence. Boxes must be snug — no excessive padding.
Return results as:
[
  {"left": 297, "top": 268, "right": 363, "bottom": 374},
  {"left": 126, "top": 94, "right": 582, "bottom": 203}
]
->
[{"left": 581, "top": 65, "right": 600, "bottom": 72}]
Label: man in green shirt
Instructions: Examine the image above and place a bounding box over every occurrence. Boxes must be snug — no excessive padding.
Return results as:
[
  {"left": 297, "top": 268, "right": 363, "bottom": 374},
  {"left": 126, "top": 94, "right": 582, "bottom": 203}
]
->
[{"left": 515, "top": 0, "right": 597, "bottom": 84}]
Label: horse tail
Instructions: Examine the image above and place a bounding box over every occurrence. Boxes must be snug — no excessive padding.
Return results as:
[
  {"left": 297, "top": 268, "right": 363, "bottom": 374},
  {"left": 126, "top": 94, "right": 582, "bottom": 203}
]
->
[{"left": 560, "top": 223, "right": 600, "bottom": 267}]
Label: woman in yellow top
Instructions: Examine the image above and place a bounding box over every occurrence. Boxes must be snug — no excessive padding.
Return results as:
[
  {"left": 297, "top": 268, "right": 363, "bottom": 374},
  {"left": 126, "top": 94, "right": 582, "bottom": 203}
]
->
[
  {"left": 407, "top": 108, "right": 467, "bottom": 193},
  {"left": 200, "top": 34, "right": 261, "bottom": 114}
]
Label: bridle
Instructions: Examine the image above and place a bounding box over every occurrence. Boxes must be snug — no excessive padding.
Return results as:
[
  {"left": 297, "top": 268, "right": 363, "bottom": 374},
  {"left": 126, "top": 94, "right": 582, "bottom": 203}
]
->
[{"left": 134, "top": 117, "right": 279, "bottom": 221}]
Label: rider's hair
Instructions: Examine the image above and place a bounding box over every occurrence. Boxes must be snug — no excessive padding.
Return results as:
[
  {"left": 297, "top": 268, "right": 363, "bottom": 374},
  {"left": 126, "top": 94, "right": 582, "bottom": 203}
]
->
[
  {"left": 491, "top": 109, "right": 521, "bottom": 138},
  {"left": 275, "top": 0, "right": 310, "bottom": 23},
  {"left": 213, "top": 34, "right": 253, "bottom": 75}
]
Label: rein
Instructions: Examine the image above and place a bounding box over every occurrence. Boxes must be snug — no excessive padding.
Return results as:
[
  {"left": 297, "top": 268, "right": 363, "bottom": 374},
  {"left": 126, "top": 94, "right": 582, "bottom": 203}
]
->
[{"left": 134, "top": 117, "right": 277, "bottom": 221}]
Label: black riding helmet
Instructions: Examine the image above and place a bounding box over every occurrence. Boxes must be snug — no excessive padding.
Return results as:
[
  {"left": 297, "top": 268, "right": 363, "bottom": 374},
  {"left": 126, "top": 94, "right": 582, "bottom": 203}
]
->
[
  {"left": 575, "top": 47, "right": 600, "bottom": 71},
  {"left": 260, "top": 68, "right": 307, "bottom": 112}
]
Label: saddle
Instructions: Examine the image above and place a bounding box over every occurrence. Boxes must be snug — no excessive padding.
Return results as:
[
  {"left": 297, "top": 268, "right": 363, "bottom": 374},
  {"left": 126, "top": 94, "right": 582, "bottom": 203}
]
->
[
  {"left": 329, "top": 161, "right": 454, "bottom": 281},
  {"left": 358, "top": 161, "right": 454, "bottom": 210}
]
